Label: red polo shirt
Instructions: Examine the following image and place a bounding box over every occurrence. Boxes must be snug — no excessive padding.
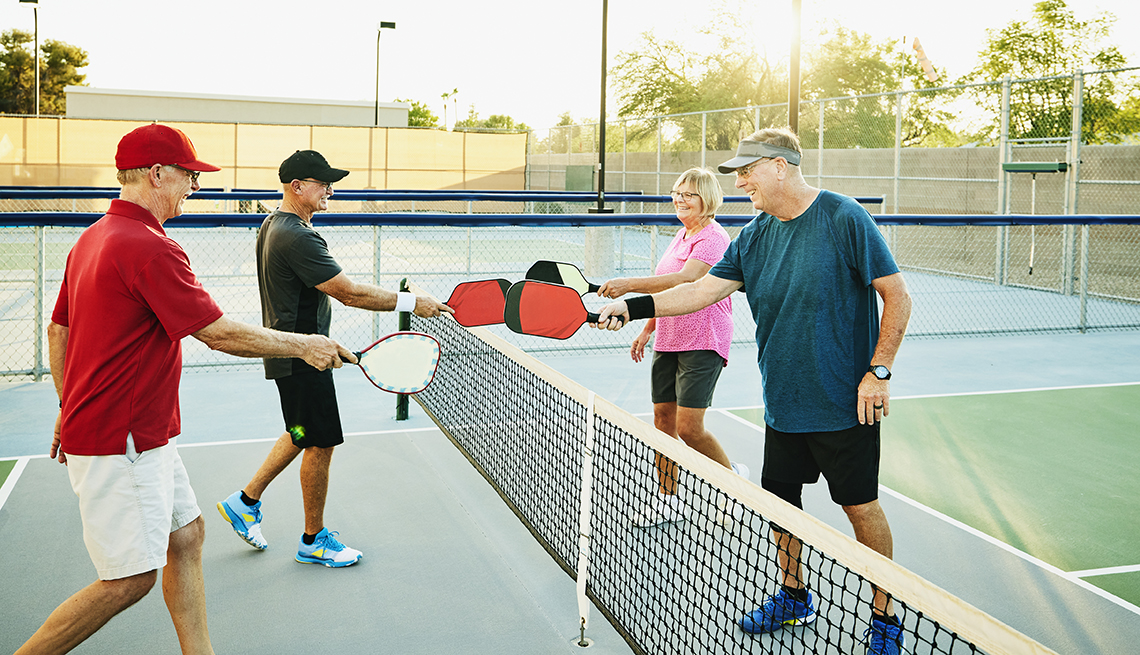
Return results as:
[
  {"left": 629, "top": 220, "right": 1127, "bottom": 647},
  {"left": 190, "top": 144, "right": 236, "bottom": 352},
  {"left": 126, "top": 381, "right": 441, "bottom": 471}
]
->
[{"left": 51, "top": 199, "right": 223, "bottom": 456}]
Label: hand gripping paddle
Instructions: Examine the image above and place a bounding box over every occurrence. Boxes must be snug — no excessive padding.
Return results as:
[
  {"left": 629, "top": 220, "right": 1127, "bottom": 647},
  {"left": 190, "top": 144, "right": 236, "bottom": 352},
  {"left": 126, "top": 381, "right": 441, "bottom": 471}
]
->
[
  {"left": 445, "top": 279, "right": 510, "bottom": 327},
  {"left": 504, "top": 280, "right": 623, "bottom": 340},
  {"left": 525, "top": 260, "right": 600, "bottom": 297},
  {"left": 352, "top": 332, "right": 441, "bottom": 394}
]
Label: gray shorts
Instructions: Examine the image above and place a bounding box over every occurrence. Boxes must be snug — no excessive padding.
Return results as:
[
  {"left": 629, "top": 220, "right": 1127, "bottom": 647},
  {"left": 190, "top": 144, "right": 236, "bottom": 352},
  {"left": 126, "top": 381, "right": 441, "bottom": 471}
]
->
[{"left": 650, "top": 350, "right": 726, "bottom": 409}]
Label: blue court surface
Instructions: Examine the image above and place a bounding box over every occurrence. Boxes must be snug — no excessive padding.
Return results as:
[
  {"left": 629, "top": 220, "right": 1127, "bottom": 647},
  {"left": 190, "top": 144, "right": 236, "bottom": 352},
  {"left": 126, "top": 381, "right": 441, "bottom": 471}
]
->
[{"left": 2, "top": 330, "right": 1139, "bottom": 654}]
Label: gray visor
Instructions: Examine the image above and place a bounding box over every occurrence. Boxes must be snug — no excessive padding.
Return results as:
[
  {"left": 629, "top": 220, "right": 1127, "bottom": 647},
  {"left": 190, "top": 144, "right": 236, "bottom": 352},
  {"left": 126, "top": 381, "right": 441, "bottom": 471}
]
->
[{"left": 717, "top": 141, "right": 802, "bottom": 173}]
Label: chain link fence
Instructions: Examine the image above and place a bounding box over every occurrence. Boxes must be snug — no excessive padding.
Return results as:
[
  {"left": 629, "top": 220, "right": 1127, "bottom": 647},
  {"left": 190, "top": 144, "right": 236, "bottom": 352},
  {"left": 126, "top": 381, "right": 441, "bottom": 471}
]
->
[
  {"left": 527, "top": 67, "right": 1140, "bottom": 217},
  {"left": 3, "top": 207, "right": 1139, "bottom": 381}
]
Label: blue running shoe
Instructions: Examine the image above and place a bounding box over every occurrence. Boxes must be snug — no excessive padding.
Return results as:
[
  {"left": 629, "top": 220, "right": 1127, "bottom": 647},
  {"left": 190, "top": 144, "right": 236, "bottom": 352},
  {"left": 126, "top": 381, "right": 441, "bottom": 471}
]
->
[
  {"left": 739, "top": 589, "right": 817, "bottom": 634},
  {"left": 296, "top": 528, "right": 362, "bottom": 568},
  {"left": 217, "top": 491, "right": 267, "bottom": 550},
  {"left": 864, "top": 618, "right": 906, "bottom": 654}
]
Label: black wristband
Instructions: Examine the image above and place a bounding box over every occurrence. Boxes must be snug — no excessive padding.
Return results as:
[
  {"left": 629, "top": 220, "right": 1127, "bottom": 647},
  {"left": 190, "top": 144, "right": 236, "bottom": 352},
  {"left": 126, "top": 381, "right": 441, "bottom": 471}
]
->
[{"left": 625, "top": 295, "right": 656, "bottom": 321}]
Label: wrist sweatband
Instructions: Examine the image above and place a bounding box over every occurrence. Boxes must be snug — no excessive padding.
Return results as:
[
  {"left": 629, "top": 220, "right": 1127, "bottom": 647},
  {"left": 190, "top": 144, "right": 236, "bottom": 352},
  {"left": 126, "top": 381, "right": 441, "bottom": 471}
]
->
[
  {"left": 395, "top": 292, "right": 416, "bottom": 313},
  {"left": 625, "top": 295, "right": 656, "bottom": 320}
]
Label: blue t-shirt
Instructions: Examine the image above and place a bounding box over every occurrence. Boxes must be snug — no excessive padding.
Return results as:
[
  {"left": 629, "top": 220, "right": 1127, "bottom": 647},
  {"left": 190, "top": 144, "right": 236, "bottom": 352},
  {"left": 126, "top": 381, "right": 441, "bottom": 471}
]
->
[{"left": 709, "top": 190, "right": 899, "bottom": 432}]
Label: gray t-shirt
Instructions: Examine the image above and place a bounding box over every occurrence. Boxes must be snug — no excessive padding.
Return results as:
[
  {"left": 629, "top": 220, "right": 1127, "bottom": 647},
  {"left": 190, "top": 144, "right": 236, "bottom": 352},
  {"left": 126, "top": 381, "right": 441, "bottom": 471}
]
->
[
  {"left": 709, "top": 190, "right": 899, "bottom": 432},
  {"left": 256, "top": 210, "right": 342, "bottom": 379}
]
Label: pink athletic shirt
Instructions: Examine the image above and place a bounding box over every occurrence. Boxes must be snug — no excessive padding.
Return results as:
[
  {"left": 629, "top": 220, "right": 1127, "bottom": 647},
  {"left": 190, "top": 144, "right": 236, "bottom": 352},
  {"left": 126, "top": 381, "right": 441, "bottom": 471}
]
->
[{"left": 653, "top": 222, "right": 733, "bottom": 362}]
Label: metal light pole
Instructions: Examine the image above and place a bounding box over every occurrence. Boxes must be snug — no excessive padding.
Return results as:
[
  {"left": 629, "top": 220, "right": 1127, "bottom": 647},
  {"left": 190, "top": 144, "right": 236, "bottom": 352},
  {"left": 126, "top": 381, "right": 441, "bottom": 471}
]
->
[
  {"left": 589, "top": 0, "right": 613, "bottom": 214},
  {"left": 374, "top": 21, "right": 395, "bottom": 126},
  {"left": 20, "top": 0, "right": 39, "bottom": 116},
  {"left": 788, "top": 0, "right": 801, "bottom": 133}
]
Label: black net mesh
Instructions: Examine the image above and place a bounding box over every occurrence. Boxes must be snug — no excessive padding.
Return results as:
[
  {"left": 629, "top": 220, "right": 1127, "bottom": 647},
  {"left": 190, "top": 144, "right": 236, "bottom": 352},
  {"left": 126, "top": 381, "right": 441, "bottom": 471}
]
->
[{"left": 411, "top": 308, "right": 1049, "bottom": 655}]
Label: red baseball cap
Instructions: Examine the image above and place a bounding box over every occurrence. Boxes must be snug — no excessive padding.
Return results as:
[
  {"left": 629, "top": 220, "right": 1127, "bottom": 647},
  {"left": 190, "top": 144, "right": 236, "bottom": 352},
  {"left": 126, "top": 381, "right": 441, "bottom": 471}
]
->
[{"left": 115, "top": 124, "right": 221, "bottom": 172}]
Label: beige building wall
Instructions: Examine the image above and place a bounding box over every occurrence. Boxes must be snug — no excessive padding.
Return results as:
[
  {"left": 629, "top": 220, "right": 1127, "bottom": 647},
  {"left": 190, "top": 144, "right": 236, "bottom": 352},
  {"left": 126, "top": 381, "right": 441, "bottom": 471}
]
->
[{"left": 0, "top": 116, "right": 527, "bottom": 192}]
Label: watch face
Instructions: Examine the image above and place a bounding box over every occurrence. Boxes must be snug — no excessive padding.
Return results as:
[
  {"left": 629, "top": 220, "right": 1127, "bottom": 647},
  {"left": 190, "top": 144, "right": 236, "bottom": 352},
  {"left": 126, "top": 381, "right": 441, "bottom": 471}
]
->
[{"left": 870, "top": 365, "right": 891, "bottom": 380}]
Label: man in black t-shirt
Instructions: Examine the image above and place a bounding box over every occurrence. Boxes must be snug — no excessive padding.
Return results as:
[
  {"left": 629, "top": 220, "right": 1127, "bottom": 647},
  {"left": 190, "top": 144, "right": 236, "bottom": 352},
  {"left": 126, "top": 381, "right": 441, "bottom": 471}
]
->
[{"left": 217, "top": 150, "right": 451, "bottom": 568}]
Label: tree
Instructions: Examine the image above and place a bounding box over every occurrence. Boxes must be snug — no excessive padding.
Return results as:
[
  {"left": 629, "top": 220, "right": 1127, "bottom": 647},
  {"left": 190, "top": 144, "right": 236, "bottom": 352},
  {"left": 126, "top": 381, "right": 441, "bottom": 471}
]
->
[
  {"left": 962, "top": 0, "right": 1137, "bottom": 143},
  {"left": 395, "top": 98, "right": 441, "bottom": 128},
  {"left": 453, "top": 106, "right": 530, "bottom": 133},
  {"left": 801, "top": 25, "right": 958, "bottom": 149},
  {"left": 0, "top": 30, "right": 87, "bottom": 115},
  {"left": 611, "top": 21, "right": 786, "bottom": 151}
]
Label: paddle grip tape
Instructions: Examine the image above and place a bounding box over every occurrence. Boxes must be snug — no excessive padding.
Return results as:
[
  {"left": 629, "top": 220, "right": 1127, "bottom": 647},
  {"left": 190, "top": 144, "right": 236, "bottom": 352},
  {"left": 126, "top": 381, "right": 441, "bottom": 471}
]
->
[
  {"left": 625, "top": 295, "right": 656, "bottom": 320},
  {"left": 395, "top": 292, "right": 416, "bottom": 313}
]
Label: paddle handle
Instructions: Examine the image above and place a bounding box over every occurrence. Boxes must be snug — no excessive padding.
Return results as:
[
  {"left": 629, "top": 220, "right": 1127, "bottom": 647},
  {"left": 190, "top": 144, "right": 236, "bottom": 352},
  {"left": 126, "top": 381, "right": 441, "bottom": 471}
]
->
[
  {"left": 586, "top": 312, "right": 625, "bottom": 326},
  {"left": 587, "top": 282, "right": 601, "bottom": 295},
  {"left": 351, "top": 351, "right": 362, "bottom": 364}
]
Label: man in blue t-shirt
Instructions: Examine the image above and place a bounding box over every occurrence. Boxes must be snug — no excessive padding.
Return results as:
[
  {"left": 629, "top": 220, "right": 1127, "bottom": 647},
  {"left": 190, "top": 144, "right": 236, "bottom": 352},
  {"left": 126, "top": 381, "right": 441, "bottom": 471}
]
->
[{"left": 596, "top": 127, "right": 912, "bottom": 655}]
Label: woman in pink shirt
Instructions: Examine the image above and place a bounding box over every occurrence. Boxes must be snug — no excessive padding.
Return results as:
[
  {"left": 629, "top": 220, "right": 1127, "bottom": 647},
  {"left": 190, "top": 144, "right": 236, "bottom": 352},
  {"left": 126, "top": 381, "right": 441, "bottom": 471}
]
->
[{"left": 598, "top": 167, "right": 746, "bottom": 527}]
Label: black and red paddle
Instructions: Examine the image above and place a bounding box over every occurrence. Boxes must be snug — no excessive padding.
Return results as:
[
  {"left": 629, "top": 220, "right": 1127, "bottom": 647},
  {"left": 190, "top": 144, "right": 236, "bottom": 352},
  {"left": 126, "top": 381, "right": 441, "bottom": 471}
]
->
[{"left": 504, "top": 280, "right": 622, "bottom": 339}]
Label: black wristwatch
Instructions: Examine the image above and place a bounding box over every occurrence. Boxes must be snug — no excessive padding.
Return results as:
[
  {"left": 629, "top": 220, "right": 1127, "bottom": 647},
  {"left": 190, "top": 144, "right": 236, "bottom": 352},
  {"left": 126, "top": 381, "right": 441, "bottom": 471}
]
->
[{"left": 868, "top": 364, "right": 892, "bottom": 380}]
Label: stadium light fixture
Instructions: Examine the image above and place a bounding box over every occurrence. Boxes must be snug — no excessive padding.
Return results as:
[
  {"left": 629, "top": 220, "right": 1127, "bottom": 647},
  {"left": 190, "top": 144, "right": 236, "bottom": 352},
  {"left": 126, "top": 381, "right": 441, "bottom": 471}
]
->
[{"left": 375, "top": 21, "right": 396, "bottom": 127}]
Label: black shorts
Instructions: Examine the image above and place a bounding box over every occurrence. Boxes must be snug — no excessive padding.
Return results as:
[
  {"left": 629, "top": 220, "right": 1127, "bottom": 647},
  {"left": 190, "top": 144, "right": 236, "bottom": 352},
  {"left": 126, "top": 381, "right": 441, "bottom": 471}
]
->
[
  {"left": 761, "top": 422, "right": 880, "bottom": 507},
  {"left": 650, "top": 350, "right": 725, "bottom": 409},
  {"left": 274, "top": 369, "right": 344, "bottom": 449}
]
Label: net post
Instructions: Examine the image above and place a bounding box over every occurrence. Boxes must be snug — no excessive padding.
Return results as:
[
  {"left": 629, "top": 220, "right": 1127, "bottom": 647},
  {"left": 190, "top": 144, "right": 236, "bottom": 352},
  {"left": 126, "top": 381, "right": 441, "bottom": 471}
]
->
[
  {"left": 395, "top": 277, "right": 410, "bottom": 421},
  {"left": 574, "top": 391, "right": 596, "bottom": 641}
]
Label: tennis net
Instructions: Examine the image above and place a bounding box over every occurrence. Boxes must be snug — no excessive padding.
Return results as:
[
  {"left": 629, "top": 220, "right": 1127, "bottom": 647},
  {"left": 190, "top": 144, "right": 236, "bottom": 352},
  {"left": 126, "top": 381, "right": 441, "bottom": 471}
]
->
[{"left": 407, "top": 282, "right": 1055, "bottom": 655}]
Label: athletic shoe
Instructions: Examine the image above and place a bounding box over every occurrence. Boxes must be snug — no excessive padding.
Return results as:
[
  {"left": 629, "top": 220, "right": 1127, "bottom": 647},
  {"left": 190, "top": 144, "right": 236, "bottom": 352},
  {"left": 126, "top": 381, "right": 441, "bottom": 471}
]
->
[
  {"left": 864, "top": 618, "right": 906, "bottom": 654},
  {"left": 716, "top": 462, "right": 751, "bottom": 526},
  {"left": 217, "top": 491, "right": 268, "bottom": 550},
  {"left": 630, "top": 493, "right": 686, "bottom": 528},
  {"left": 296, "top": 528, "right": 363, "bottom": 568},
  {"left": 739, "top": 589, "right": 817, "bottom": 634}
]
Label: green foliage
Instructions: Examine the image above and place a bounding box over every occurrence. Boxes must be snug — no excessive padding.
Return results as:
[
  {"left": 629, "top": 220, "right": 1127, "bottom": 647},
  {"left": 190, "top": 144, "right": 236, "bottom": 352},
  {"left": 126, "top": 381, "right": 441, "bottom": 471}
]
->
[
  {"left": 453, "top": 106, "right": 530, "bottom": 133},
  {"left": 961, "top": 0, "right": 1137, "bottom": 143},
  {"left": 0, "top": 29, "right": 87, "bottom": 115},
  {"left": 395, "top": 98, "right": 441, "bottom": 128}
]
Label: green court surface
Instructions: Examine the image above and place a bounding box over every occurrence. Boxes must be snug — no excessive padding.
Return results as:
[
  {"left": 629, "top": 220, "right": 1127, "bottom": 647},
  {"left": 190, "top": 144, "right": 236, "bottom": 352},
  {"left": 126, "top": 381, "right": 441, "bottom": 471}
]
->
[
  {"left": 0, "top": 459, "right": 13, "bottom": 488},
  {"left": 729, "top": 383, "right": 1140, "bottom": 608}
]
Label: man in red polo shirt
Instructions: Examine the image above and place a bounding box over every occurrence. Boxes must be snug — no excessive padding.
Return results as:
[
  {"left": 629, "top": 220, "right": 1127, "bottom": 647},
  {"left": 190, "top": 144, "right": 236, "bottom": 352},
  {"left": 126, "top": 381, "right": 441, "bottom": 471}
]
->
[{"left": 16, "top": 124, "right": 354, "bottom": 655}]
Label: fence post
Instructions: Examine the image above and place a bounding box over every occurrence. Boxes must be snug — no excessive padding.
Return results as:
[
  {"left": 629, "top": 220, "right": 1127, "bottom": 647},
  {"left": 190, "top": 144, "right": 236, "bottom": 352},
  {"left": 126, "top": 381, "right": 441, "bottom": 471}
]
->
[
  {"left": 1063, "top": 69, "right": 1084, "bottom": 296},
  {"left": 701, "top": 112, "right": 707, "bottom": 170},
  {"left": 893, "top": 93, "right": 903, "bottom": 214},
  {"left": 817, "top": 100, "right": 824, "bottom": 187},
  {"left": 395, "top": 277, "right": 410, "bottom": 420},
  {"left": 34, "top": 226, "right": 45, "bottom": 382},
  {"left": 656, "top": 117, "right": 662, "bottom": 196},
  {"left": 372, "top": 225, "right": 382, "bottom": 342},
  {"left": 1078, "top": 224, "right": 1089, "bottom": 333},
  {"left": 995, "top": 76, "right": 1011, "bottom": 285}
]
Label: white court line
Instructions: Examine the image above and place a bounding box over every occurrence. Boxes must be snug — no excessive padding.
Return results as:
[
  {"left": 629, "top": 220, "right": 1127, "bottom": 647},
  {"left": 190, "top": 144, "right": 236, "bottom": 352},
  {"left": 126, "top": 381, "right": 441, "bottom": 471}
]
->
[
  {"left": 712, "top": 407, "right": 767, "bottom": 433},
  {"left": 0, "top": 457, "right": 30, "bottom": 512},
  {"left": 891, "top": 380, "right": 1140, "bottom": 401},
  {"left": 879, "top": 485, "right": 1140, "bottom": 618},
  {"left": 175, "top": 426, "right": 441, "bottom": 450},
  {"left": 1070, "top": 564, "right": 1140, "bottom": 578}
]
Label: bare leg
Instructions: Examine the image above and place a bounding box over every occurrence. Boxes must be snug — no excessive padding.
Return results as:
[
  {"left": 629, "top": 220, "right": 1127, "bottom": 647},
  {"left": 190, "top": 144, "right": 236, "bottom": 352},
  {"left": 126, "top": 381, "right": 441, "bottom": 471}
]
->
[
  {"left": 162, "top": 515, "right": 215, "bottom": 655},
  {"left": 243, "top": 433, "right": 302, "bottom": 501},
  {"left": 675, "top": 406, "right": 732, "bottom": 468},
  {"left": 16, "top": 571, "right": 156, "bottom": 654},
  {"left": 843, "top": 499, "right": 895, "bottom": 616},
  {"left": 652, "top": 402, "right": 679, "bottom": 494},
  {"left": 775, "top": 531, "right": 806, "bottom": 590},
  {"left": 300, "top": 445, "right": 334, "bottom": 535}
]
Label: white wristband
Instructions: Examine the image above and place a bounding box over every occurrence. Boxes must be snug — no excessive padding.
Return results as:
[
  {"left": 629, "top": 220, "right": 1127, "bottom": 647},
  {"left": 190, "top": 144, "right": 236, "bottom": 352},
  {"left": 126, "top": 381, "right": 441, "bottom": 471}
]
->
[{"left": 395, "top": 292, "right": 416, "bottom": 313}]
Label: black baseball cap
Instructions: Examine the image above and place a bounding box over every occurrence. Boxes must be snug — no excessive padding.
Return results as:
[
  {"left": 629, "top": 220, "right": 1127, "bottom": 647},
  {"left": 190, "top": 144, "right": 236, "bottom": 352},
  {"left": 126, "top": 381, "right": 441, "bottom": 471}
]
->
[{"left": 278, "top": 150, "right": 350, "bottom": 184}]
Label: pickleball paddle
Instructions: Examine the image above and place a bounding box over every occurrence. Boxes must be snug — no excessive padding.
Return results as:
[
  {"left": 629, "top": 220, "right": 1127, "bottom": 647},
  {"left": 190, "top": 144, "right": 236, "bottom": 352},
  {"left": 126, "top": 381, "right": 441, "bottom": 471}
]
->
[
  {"left": 525, "top": 260, "right": 600, "bottom": 296},
  {"left": 352, "top": 332, "right": 441, "bottom": 393},
  {"left": 504, "top": 280, "right": 622, "bottom": 340},
  {"left": 445, "top": 279, "right": 510, "bottom": 327}
]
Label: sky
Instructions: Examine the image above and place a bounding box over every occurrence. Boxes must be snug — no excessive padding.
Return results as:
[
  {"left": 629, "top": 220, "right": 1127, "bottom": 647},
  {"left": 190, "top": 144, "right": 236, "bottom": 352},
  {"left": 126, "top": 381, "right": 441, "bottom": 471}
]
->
[{"left": 1, "top": 0, "right": 1136, "bottom": 130}]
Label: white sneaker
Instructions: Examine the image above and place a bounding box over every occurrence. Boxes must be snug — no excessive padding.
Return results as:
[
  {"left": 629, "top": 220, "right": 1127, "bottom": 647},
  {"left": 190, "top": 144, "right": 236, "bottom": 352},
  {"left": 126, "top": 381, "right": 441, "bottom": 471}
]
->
[
  {"left": 717, "top": 462, "right": 751, "bottom": 527},
  {"left": 631, "top": 493, "right": 686, "bottom": 528}
]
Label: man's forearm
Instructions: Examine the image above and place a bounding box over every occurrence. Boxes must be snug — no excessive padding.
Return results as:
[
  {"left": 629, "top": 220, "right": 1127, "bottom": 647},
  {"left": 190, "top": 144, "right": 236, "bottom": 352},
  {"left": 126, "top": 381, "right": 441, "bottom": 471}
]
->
[
  {"left": 195, "top": 317, "right": 310, "bottom": 359},
  {"left": 871, "top": 295, "right": 911, "bottom": 368}
]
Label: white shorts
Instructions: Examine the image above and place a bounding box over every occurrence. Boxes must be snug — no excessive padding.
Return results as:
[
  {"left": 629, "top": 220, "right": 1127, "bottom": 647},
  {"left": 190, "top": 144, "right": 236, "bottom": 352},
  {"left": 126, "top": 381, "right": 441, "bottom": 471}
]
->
[{"left": 65, "top": 436, "right": 201, "bottom": 580}]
